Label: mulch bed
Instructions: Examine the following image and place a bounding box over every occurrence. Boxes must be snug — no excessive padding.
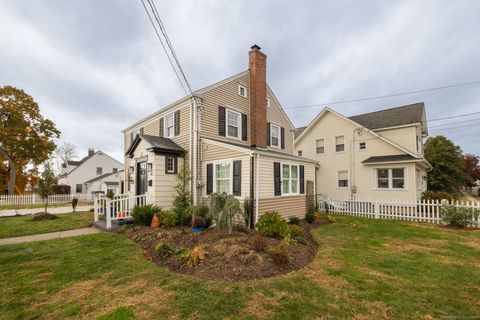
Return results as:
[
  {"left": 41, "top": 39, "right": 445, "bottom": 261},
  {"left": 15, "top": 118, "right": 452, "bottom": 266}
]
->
[
  {"left": 123, "top": 218, "right": 331, "bottom": 282},
  {"left": 32, "top": 212, "right": 58, "bottom": 221}
]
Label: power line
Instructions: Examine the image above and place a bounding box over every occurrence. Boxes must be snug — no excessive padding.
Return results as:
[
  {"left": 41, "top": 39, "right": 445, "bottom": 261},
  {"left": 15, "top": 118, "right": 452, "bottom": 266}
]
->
[
  {"left": 424, "top": 111, "right": 480, "bottom": 123},
  {"left": 140, "top": 0, "right": 188, "bottom": 96},
  {"left": 284, "top": 80, "right": 480, "bottom": 109},
  {"left": 428, "top": 117, "right": 480, "bottom": 129},
  {"left": 429, "top": 122, "right": 480, "bottom": 131}
]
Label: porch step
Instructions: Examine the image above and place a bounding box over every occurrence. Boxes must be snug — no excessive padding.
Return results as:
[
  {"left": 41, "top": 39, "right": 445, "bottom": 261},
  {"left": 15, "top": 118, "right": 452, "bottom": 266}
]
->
[{"left": 94, "top": 218, "right": 134, "bottom": 231}]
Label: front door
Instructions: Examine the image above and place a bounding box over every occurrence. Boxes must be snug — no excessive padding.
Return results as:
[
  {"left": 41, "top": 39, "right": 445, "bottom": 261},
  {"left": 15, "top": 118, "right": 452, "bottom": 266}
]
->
[{"left": 136, "top": 161, "right": 147, "bottom": 196}]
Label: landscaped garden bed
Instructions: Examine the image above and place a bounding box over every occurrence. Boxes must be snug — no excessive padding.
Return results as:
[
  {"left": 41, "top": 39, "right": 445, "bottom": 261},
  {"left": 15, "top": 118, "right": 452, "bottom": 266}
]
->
[{"left": 124, "top": 217, "right": 327, "bottom": 281}]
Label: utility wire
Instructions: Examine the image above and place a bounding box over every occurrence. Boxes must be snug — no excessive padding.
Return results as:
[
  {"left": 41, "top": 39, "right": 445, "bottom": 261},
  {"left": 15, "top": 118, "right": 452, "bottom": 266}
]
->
[
  {"left": 428, "top": 117, "right": 480, "bottom": 129},
  {"left": 140, "top": 0, "right": 188, "bottom": 96},
  {"left": 424, "top": 111, "right": 480, "bottom": 123},
  {"left": 284, "top": 80, "right": 480, "bottom": 109}
]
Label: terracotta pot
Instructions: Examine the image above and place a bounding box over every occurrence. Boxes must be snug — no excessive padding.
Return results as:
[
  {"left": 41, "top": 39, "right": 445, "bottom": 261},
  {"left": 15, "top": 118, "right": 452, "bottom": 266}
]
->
[{"left": 151, "top": 214, "right": 160, "bottom": 228}]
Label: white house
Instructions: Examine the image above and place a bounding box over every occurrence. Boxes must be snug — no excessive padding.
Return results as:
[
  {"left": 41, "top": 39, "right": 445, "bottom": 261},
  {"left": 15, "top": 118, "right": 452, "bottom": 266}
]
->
[
  {"left": 84, "top": 170, "right": 124, "bottom": 196},
  {"left": 57, "top": 148, "right": 124, "bottom": 196}
]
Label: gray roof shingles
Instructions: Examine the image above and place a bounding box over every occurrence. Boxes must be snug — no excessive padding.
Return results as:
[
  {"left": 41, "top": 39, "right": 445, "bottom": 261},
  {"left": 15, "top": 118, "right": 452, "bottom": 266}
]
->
[{"left": 362, "top": 154, "right": 418, "bottom": 164}]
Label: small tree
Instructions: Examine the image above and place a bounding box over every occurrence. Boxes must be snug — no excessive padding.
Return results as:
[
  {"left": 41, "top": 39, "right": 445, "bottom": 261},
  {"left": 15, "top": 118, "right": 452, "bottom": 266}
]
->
[
  {"left": 36, "top": 162, "right": 56, "bottom": 215},
  {"left": 106, "top": 189, "right": 115, "bottom": 199},
  {"left": 209, "top": 192, "right": 245, "bottom": 234},
  {"left": 72, "top": 197, "right": 78, "bottom": 212},
  {"left": 172, "top": 152, "right": 192, "bottom": 225}
]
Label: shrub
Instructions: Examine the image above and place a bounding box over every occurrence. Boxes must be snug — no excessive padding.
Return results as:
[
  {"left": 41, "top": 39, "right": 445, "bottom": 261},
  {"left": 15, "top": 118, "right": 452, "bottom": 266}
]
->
[
  {"left": 184, "top": 246, "right": 206, "bottom": 267},
  {"left": 131, "top": 204, "right": 160, "bottom": 226},
  {"left": 173, "top": 152, "right": 192, "bottom": 226},
  {"left": 155, "top": 242, "right": 174, "bottom": 258},
  {"left": 191, "top": 204, "right": 211, "bottom": 228},
  {"left": 249, "top": 233, "right": 268, "bottom": 252},
  {"left": 422, "top": 190, "right": 457, "bottom": 202},
  {"left": 268, "top": 242, "right": 290, "bottom": 265},
  {"left": 256, "top": 212, "right": 290, "bottom": 238},
  {"left": 289, "top": 224, "right": 304, "bottom": 237},
  {"left": 441, "top": 205, "right": 480, "bottom": 228},
  {"left": 243, "top": 197, "right": 253, "bottom": 227},
  {"left": 288, "top": 216, "right": 300, "bottom": 225},
  {"left": 294, "top": 236, "right": 308, "bottom": 245},
  {"left": 175, "top": 247, "right": 191, "bottom": 263},
  {"left": 156, "top": 210, "right": 177, "bottom": 228},
  {"left": 106, "top": 189, "right": 115, "bottom": 199},
  {"left": 192, "top": 216, "right": 205, "bottom": 228},
  {"left": 71, "top": 198, "right": 78, "bottom": 212},
  {"left": 209, "top": 193, "right": 246, "bottom": 234},
  {"left": 305, "top": 210, "right": 315, "bottom": 224},
  {"left": 52, "top": 184, "right": 71, "bottom": 194}
]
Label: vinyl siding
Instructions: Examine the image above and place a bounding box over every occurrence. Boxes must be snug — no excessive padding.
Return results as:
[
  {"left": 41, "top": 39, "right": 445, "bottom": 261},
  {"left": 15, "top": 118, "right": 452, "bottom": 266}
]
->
[
  {"left": 258, "top": 195, "right": 307, "bottom": 220},
  {"left": 374, "top": 125, "right": 418, "bottom": 155},
  {"left": 266, "top": 89, "right": 294, "bottom": 154},
  {"left": 152, "top": 154, "right": 178, "bottom": 208}
]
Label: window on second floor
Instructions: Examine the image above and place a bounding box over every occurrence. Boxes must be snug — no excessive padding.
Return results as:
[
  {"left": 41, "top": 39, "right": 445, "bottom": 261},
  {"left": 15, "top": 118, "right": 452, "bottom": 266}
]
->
[
  {"left": 165, "top": 112, "right": 175, "bottom": 138},
  {"left": 96, "top": 167, "right": 102, "bottom": 175},
  {"left": 270, "top": 123, "right": 280, "bottom": 148},
  {"left": 113, "top": 168, "right": 118, "bottom": 173},
  {"left": 238, "top": 85, "right": 247, "bottom": 98},
  {"left": 226, "top": 110, "right": 240, "bottom": 139},
  {"left": 76, "top": 184, "right": 82, "bottom": 193},
  {"left": 335, "top": 136, "right": 345, "bottom": 152},
  {"left": 297, "top": 150, "right": 303, "bottom": 156},
  {"left": 359, "top": 141, "right": 367, "bottom": 150},
  {"left": 316, "top": 139, "right": 325, "bottom": 154},
  {"left": 266, "top": 97, "right": 271, "bottom": 107}
]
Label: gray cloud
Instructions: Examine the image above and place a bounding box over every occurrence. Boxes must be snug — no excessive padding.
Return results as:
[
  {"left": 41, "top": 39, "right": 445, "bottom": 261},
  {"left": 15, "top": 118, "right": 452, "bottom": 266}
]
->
[{"left": 1, "top": 0, "right": 479, "bottom": 161}]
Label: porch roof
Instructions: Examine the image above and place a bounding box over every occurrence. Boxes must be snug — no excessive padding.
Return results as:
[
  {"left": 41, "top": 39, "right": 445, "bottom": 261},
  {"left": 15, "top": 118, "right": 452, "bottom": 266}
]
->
[
  {"left": 126, "top": 134, "right": 185, "bottom": 157},
  {"left": 362, "top": 154, "right": 419, "bottom": 164}
]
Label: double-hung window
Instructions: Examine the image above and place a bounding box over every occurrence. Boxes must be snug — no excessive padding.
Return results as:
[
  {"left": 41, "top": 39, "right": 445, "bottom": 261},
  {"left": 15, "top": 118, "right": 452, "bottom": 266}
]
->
[
  {"left": 166, "top": 157, "right": 175, "bottom": 173},
  {"left": 215, "top": 162, "right": 231, "bottom": 193},
  {"left": 359, "top": 141, "right": 367, "bottom": 150},
  {"left": 226, "top": 110, "right": 240, "bottom": 139},
  {"left": 165, "top": 113, "right": 175, "bottom": 138},
  {"left": 337, "top": 170, "right": 348, "bottom": 188},
  {"left": 270, "top": 124, "right": 280, "bottom": 148},
  {"left": 316, "top": 139, "right": 325, "bottom": 154},
  {"left": 375, "top": 168, "right": 405, "bottom": 189},
  {"left": 238, "top": 85, "right": 247, "bottom": 97},
  {"left": 335, "top": 136, "right": 345, "bottom": 152},
  {"left": 282, "top": 164, "right": 299, "bottom": 195}
]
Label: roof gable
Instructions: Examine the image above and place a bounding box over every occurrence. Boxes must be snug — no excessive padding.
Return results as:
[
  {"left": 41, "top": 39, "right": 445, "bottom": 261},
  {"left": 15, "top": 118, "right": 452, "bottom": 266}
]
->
[
  {"left": 61, "top": 151, "right": 123, "bottom": 177},
  {"left": 126, "top": 134, "right": 185, "bottom": 157}
]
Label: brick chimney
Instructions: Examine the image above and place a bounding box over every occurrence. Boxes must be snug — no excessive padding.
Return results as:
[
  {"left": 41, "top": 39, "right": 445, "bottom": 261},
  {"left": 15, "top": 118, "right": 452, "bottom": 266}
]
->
[
  {"left": 249, "top": 44, "right": 267, "bottom": 148},
  {"left": 88, "top": 148, "right": 95, "bottom": 157}
]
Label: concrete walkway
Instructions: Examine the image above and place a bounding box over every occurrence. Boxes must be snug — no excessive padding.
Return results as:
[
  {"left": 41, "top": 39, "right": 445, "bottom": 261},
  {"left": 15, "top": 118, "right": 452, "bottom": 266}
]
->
[
  {"left": 0, "top": 205, "right": 93, "bottom": 217},
  {"left": 0, "top": 227, "right": 101, "bottom": 246}
]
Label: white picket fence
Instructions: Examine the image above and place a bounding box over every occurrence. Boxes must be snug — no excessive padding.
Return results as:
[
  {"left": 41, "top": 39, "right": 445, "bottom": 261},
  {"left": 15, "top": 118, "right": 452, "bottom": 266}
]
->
[
  {"left": 317, "top": 195, "right": 480, "bottom": 224},
  {"left": 0, "top": 194, "right": 94, "bottom": 207},
  {"left": 94, "top": 194, "right": 147, "bottom": 229}
]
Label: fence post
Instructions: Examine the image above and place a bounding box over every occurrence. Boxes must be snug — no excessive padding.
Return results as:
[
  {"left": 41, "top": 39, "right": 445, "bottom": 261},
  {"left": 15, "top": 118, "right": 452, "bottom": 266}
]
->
[
  {"left": 94, "top": 197, "right": 98, "bottom": 222},
  {"left": 374, "top": 200, "right": 380, "bottom": 219},
  {"left": 106, "top": 198, "right": 112, "bottom": 229}
]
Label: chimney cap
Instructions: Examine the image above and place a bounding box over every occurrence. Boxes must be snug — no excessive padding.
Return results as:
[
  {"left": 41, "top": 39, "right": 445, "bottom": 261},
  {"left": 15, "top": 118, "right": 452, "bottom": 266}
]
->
[{"left": 250, "top": 44, "right": 261, "bottom": 50}]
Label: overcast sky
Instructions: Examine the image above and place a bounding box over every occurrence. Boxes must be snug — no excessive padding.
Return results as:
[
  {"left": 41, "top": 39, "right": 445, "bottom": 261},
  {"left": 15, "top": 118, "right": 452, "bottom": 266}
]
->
[{"left": 1, "top": 0, "right": 479, "bottom": 162}]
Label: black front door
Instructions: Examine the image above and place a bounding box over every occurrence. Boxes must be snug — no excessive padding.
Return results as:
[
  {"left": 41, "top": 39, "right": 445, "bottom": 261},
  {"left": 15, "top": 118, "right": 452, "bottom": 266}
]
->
[{"left": 136, "top": 161, "right": 147, "bottom": 196}]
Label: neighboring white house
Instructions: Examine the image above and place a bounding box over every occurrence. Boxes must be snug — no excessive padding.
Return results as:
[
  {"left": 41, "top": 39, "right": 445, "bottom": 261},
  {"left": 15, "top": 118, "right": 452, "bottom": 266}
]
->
[
  {"left": 84, "top": 170, "right": 124, "bottom": 196},
  {"left": 294, "top": 103, "right": 432, "bottom": 200},
  {"left": 57, "top": 148, "right": 124, "bottom": 196}
]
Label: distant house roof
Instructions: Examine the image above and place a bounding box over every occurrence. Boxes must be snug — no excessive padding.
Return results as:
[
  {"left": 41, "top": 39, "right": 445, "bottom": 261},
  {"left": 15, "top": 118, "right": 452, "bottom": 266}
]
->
[
  {"left": 348, "top": 102, "right": 426, "bottom": 132},
  {"left": 294, "top": 126, "right": 307, "bottom": 139},
  {"left": 84, "top": 172, "right": 118, "bottom": 184},
  {"left": 362, "top": 154, "right": 419, "bottom": 164},
  {"left": 126, "top": 134, "right": 185, "bottom": 157},
  {"left": 104, "top": 181, "right": 119, "bottom": 186}
]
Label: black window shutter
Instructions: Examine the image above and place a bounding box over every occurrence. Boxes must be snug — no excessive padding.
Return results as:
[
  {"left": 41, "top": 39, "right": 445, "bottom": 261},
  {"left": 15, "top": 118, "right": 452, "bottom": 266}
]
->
[
  {"left": 159, "top": 118, "right": 164, "bottom": 137},
  {"left": 130, "top": 132, "right": 134, "bottom": 144},
  {"left": 299, "top": 165, "right": 305, "bottom": 194},
  {"left": 281, "top": 127, "right": 285, "bottom": 149},
  {"left": 266, "top": 122, "right": 271, "bottom": 146},
  {"left": 233, "top": 160, "right": 241, "bottom": 196},
  {"left": 206, "top": 164, "right": 213, "bottom": 195},
  {"left": 174, "top": 110, "right": 180, "bottom": 136},
  {"left": 218, "top": 106, "right": 226, "bottom": 136},
  {"left": 241, "top": 114, "right": 247, "bottom": 141},
  {"left": 274, "top": 162, "right": 281, "bottom": 196},
  {"left": 140, "top": 127, "right": 144, "bottom": 134},
  {"left": 174, "top": 157, "right": 178, "bottom": 174},
  {"left": 165, "top": 157, "right": 168, "bottom": 174}
]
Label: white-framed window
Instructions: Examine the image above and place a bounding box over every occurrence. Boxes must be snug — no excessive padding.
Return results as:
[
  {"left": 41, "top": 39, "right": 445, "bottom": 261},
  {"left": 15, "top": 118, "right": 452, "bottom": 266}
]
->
[
  {"left": 165, "top": 112, "right": 175, "bottom": 138},
  {"left": 238, "top": 85, "right": 247, "bottom": 98},
  {"left": 76, "top": 184, "right": 82, "bottom": 193},
  {"left": 375, "top": 168, "right": 406, "bottom": 190},
  {"left": 166, "top": 157, "right": 175, "bottom": 173},
  {"left": 281, "top": 164, "right": 299, "bottom": 195},
  {"left": 96, "top": 167, "right": 102, "bottom": 175},
  {"left": 316, "top": 139, "right": 325, "bottom": 154},
  {"left": 214, "top": 162, "right": 232, "bottom": 193},
  {"left": 270, "top": 123, "right": 280, "bottom": 148},
  {"left": 266, "top": 97, "right": 271, "bottom": 107},
  {"left": 359, "top": 141, "right": 367, "bottom": 150},
  {"left": 337, "top": 170, "right": 349, "bottom": 188},
  {"left": 226, "top": 109, "right": 241, "bottom": 139},
  {"left": 335, "top": 136, "right": 345, "bottom": 152},
  {"left": 297, "top": 150, "right": 303, "bottom": 156}
]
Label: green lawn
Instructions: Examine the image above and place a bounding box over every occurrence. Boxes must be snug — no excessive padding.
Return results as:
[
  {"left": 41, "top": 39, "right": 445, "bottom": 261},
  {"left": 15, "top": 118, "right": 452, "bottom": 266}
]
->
[
  {"left": 0, "top": 202, "right": 93, "bottom": 210},
  {"left": 0, "top": 215, "right": 479, "bottom": 319},
  {"left": 0, "top": 212, "right": 93, "bottom": 239}
]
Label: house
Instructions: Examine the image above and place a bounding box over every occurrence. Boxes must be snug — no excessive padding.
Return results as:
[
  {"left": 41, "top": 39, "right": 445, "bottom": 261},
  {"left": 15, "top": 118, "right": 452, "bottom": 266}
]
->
[
  {"left": 122, "top": 45, "right": 318, "bottom": 223},
  {"left": 294, "top": 104, "right": 432, "bottom": 200},
  {"left": 58, "top": 148, "right": 124, "bottom": 196},
  {"left": 84, "top": 170, "right": 124, "bottom": 196}
]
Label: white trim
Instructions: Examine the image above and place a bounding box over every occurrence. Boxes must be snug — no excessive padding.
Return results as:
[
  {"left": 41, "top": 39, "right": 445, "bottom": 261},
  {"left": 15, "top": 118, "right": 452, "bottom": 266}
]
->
[
  {"left": 226, "top": 108, "right": 242, "bottom": 140},
  {"left": 280, "top": 162, "right": 300, "bottom": 196},
  {"left": 166, "top": 157, "right": 175, "bottom": 173},
  {"left": 363, "top": 159, "right": 424, "bottom": 165},
  {"left": 164, "top": 111, "right": 175, "bottom": 138},
  {"left": 372, "top": 167, "right": 408, "bottom": 191},
  {"left": 334, "top": 135, "right": 346, "bottom": 153},
  {"left": 202, "top": 139, "right": 251, "bottom": 154},
  {"left": 270, "top": 123, "right": 281, "bottom": 148},
  {"left": 238, "top": 84, "right": 247, "bottom": 98},
  {"left": 266, "top": 97, "right": 271, "bottom": 108},
  {"left": 255, "top": 154, "right": 260, "bottom": 224},
  {"left": 315, "top": 137, "right": 325, "bottom": 155},
  {"left": 337, "top": 170, "right": 349, "bottom": 189},
  {"left": 372, "top": 123, "right": 422, "bottom": 132},
  {"left": 206, "top": 159, "right": 234, "bottom": 194}
]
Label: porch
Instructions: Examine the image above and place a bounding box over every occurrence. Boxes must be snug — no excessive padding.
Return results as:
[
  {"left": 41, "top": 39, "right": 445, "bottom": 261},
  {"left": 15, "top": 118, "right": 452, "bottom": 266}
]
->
[{"left": 93, "top": 194, "right": 150, "bottom": 229}]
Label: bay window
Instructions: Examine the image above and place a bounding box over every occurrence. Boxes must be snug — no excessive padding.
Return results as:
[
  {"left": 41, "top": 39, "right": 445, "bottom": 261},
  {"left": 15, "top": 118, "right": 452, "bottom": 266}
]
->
[{"left": 375, "top": 168, "right": 405, "bottom": 189}]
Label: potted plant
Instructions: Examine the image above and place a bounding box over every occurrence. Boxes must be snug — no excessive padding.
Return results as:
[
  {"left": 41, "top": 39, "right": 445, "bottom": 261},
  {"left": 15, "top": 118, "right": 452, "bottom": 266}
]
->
[{"left": 192, "top": 216, "right": 205, "bottom": 233}]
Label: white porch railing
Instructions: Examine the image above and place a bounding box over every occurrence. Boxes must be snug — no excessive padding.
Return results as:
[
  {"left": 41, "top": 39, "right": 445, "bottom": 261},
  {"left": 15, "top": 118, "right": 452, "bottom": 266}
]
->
[
  {"left": 317, "top": 195, "right": 480, "bottom": 224},
  {"left": 0, "top": 194, "right": 94, "bottom": 207},
  {"left": 94, "top": 194, "right": 148, "bottom": 229}
]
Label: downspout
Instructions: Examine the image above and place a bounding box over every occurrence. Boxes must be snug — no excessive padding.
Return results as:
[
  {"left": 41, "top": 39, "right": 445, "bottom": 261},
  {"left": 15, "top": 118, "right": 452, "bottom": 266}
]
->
[
  {"left": 192, "top": 97, "right": 198, "bottom": 205},
  {"left": 249, "top": 153, "right": 255, "bottom": 229},
  {"left": 351, "top": 127, "right": 362, "bottom": 198},
  {"left": 189, "top": 100, "right": 192, "bottom": 195},
  {"left": 255, "top": 153, "right": 260, "bottom": 225}
]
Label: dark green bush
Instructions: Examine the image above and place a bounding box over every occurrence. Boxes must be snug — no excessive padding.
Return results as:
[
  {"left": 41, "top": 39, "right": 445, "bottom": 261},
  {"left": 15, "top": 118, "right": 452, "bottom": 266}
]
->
[
  {"left": 288, "top": 216, "right": 300, "bottom": 225},
  {"left": 131, "top": 204, "right": 160, "bottom": 226},
  {"left": 157, "top": 210, "right": 177, "bottom": 228},
  {"left": 422, "top": 190, "right": 457, "bottom": 201},
  {"left": 294, "top": 236, "right": 308, "bottom": 245},
  {"left": 289, "top": 224, "right": 304, "bottom": 237},
  {"left": 268, "top": 242, "right": 290, "bottom": 265},
  {"left": 305, "top": 210, "right": 315, "bottom": 224},
  {"left": 441, "top": 205, "right": 480, "bottom": 228},
  {"left": 155, "top": 242, "right": 174, "bottom": 258},
  {"left": 256, "top": 211, "right": 290, "bottom": 238}
]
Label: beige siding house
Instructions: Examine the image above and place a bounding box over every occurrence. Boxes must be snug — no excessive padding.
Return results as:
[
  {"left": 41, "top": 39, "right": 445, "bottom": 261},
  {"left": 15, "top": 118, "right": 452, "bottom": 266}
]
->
[
  {"left": 294, "top": 104, "right": 432, "bottom": 200},
  {"left": 122, "top": 45, "right": 317, "bottom": 223}
]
